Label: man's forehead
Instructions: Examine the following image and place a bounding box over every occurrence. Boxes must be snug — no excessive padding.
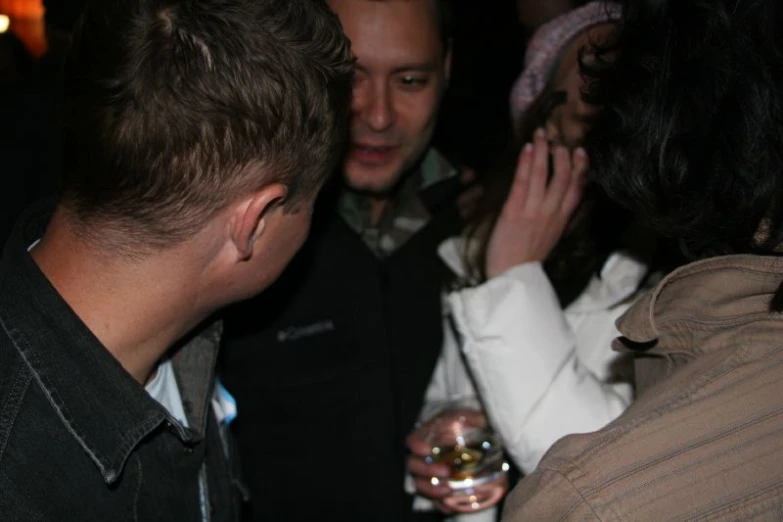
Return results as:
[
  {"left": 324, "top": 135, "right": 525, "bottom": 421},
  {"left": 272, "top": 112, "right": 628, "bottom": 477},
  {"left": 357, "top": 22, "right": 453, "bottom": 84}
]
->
[{"left": 329, "top": 0, "right": 442, "bottom": 68}]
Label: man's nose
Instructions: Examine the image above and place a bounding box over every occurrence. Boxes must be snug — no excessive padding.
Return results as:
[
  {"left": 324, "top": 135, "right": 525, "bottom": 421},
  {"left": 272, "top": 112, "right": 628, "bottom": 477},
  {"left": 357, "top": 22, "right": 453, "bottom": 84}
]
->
[{"left": 356, "top": 80, "right": 395, "bottom": 132}]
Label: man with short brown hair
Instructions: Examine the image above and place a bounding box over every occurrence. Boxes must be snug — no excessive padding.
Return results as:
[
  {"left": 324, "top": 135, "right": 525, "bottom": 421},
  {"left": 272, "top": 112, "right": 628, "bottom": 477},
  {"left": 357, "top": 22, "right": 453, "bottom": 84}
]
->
[{"left": 0, "top": 0, "right": 353, "bottom": 519}]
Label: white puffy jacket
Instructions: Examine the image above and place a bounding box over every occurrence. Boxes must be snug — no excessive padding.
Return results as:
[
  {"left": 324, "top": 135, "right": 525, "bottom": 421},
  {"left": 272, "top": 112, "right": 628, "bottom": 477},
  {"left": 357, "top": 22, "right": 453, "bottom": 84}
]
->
[{"left": 411, "top": 237, "right": 646, "bottom": 521}]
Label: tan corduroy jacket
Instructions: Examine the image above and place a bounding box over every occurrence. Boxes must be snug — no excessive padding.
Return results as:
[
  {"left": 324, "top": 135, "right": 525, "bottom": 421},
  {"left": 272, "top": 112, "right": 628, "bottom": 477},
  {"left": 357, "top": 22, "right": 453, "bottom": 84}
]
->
[{"left": 503, "top": 254, "right": 783, "bottom": 521}]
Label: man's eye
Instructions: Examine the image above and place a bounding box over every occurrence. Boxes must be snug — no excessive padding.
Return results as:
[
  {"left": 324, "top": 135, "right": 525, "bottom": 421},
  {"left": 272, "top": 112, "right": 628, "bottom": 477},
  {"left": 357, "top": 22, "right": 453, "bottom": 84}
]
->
[{"left": 399, "top": 76, "right": 429, "bottom": 88}]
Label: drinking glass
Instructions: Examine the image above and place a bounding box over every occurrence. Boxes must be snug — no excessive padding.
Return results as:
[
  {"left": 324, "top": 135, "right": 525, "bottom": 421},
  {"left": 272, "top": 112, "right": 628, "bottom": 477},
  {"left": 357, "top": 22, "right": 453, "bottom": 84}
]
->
[{"left": 416, "top": 400, "right": 509, "bottom": 513}]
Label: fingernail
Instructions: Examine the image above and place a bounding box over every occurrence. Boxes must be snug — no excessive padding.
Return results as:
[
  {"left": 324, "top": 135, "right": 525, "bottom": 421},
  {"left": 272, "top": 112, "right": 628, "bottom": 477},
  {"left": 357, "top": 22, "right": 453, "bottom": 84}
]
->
[
  {"left": 535, "top": 128, "right": 546, "bottom": 139},
  {"left": 575, "top": 147, "right": 587, "bottom": 158},
  {"left": 523, "top": 142, "right": 533, "bottom": 154}
]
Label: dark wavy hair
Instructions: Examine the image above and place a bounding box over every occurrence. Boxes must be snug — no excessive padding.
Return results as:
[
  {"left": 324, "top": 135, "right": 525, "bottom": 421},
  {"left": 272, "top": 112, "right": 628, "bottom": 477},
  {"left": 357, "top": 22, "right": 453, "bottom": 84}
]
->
[{"left": 583, "top": 0, "right": 783, "bottom": 264}]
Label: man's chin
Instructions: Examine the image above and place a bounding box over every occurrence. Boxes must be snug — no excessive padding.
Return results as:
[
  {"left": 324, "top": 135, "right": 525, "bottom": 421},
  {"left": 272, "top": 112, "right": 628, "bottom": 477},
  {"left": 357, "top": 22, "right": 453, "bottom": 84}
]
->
[{"left": 343, "top": 163, "right": 405, "bottom": 196}]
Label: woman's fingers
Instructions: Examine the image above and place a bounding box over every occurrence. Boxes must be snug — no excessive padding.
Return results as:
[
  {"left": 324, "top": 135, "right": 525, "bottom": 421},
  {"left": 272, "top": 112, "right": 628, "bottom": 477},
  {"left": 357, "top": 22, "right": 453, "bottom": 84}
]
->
[
  {"left": 524, "top": 128, "right": 550, "bottom": 213},
  {"left": 504, "top": 142, "right": 534, "bottom": 215},
  {"left": 561, "top": 147, "right": 588, "bottom": 217},
  {"left": 541, "top": 145, "right": 572, "bottom": 215}
]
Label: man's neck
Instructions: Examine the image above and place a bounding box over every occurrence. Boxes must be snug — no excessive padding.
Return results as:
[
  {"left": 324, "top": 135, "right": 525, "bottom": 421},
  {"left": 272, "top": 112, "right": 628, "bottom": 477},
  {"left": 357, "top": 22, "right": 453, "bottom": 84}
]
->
[
  {"left": 370, "top": 198, "right": 389, "bottom": 227},
  {"left": 30, "top": 210, "right": 213, "bottom": 385}
]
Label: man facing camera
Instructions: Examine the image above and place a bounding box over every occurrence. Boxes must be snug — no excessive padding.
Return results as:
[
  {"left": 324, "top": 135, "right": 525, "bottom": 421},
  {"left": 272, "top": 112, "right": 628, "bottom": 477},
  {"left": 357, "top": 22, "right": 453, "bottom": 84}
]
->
[{"left": 220, "top": 1, "right": 463, "bottom": 520}]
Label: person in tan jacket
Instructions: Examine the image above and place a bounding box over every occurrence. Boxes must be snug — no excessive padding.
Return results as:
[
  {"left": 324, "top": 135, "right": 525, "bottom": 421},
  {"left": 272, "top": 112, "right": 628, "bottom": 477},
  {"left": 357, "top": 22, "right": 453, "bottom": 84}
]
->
[{"left": 503, "top": 0, "right": 783, "bottom": 520}]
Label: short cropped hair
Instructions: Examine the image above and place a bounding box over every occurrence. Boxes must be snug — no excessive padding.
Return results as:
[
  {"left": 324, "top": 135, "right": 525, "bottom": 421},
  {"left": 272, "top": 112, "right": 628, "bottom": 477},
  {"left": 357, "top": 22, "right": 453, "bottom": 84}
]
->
[
  {"left": 583, "top": 0, "right": 783, "bottom": 260},
  {"left": 61, "top": 0, "right": 354, "bottom": 250}
]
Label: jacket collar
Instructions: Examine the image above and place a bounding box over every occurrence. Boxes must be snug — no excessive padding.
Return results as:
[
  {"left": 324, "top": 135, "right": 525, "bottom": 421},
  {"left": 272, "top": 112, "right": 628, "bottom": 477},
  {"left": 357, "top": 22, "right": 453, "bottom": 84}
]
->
[
  {"left": 567, "top": 252, "right": 648, "bottom": 313},
  {"left": 617, "top": 253, "right": 783, "bottom": 355},
  {"left": 171, "top": 321, "right": 221, "bottom": 436},
  {"left": 0, "top": 202, "right": 219, "bottom": 484}
]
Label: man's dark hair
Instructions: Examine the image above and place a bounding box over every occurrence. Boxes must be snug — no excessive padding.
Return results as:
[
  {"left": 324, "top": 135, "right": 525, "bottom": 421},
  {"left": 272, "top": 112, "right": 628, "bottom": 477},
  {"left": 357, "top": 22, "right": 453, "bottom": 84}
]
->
[
  {"left": 583, "top": 0, "right": 783, "bottom": 261},
  {"left": 61, "top": 0, "right": 353, "bottom": 250},
  {"left": 434, "top": 0, "right": 453, "bottom": 53}
]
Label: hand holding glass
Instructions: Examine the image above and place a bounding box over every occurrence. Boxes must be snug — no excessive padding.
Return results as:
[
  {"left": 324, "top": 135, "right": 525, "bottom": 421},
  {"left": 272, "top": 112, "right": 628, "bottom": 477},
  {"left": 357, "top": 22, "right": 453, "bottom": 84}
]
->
[{"left": 411, "top": 402, "right": 509, "bottom": 513}]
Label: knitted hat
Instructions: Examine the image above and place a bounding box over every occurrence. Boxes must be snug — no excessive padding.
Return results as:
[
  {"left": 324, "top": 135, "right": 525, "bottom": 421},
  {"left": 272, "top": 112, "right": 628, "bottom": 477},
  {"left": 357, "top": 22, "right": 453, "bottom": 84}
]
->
[{"left": 509, "top": 1, "right": 621, "bottom": 121}]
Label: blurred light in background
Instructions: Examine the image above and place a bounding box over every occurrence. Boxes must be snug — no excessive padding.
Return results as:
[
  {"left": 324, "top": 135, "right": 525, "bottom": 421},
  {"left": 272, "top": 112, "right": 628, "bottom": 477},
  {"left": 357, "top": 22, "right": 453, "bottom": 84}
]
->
[
  {"left": 0, "top": 0, "right": 43, "bottom": 18},
  {"left": 0, "top": 0, "right": 45, "bottom": 57}
]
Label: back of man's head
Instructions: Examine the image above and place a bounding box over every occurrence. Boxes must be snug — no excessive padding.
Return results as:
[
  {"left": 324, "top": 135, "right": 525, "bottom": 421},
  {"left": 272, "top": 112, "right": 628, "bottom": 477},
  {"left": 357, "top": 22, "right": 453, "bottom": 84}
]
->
[
  {"left": 584, "top": 0, "right": 783, "bottom": 259},
  {"left": 61, "top": 0, "right": 353, "bottom": 252}
]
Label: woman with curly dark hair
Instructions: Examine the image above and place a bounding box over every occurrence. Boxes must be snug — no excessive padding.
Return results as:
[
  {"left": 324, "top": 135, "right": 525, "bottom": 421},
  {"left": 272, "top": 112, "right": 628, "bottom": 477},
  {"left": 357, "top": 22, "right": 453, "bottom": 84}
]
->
[{"left": 503, "top": 0, "right": 783, "bottom": 519}]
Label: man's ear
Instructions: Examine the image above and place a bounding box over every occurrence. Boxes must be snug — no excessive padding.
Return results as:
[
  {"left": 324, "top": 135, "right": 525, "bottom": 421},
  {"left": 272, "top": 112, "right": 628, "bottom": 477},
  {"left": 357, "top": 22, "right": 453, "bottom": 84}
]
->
[{"left": 231, "top": 183, "right": 288, "bottom": 261}]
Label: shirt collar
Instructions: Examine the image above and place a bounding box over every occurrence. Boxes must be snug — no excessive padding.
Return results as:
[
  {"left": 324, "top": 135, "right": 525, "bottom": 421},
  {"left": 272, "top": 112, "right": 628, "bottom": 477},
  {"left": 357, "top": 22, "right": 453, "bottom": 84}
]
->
[
  {"left": 338, "top": 148, "right": 457, "bottom": 256},
  {"left": 0, "top": 202, "right": 220, "bottom": 484},
  {"left": 171, "top": 320, "right": 222, "bottom": 436}
]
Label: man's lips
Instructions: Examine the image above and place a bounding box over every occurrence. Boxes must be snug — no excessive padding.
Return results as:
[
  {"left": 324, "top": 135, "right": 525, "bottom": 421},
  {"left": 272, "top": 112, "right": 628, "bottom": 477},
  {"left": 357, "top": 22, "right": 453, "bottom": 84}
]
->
[{"left": 349, "top": 143, "right": 400, "bottom": 166}]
